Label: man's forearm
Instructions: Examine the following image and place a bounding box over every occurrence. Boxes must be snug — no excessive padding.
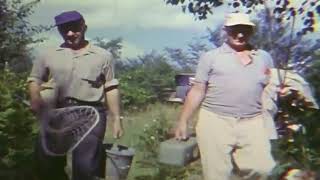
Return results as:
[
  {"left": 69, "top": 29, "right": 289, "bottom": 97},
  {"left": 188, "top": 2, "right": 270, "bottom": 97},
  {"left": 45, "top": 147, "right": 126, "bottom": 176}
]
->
[
  {"left": 106, "top": 86, "right": 124, "bottom": 138},
  {"left": 178, "top": 84, "right": 206, "bottom": 124},
  {"left": 29, "top": 81, "right": 42, "bottom": 100},
  {"left": 28, "top": 81, "right": 44, "bottom": 113},
  {"left": 105, "top": 87, "right": 121, "bottom": 121}
]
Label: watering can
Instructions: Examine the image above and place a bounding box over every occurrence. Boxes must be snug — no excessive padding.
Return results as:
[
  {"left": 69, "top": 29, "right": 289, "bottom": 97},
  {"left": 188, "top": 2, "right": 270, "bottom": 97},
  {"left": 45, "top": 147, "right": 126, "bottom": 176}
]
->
[
  {"left": 158, "top": 137, "right": 199, "bottom": 166},
  {"left": 104, "top": 143, "right": 135, "bottom": 180}
]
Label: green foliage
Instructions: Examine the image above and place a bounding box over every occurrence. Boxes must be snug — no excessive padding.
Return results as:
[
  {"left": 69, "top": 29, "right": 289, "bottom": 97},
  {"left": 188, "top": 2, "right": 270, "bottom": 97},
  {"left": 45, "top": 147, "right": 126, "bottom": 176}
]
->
[
  {"left": 165, "top": 0, "right": 264, "bottom": 19},
  {"left": 0, "top": 0, "right": 43, "bottom": 179},
  {"left": 118, "top": 68, "right": 156, "bottom": 110},
  {"left": 271, "top": 110, "right": 320, "bottom": 178},
  {"left": 166, "top": 0, "right": 320, "bottom": 32},
  {"left": 305, "top": 54, "right": 320, "bottom": 98},
  {"left": 165, "top": 40, "right": 209, "bottom": 72},
  {"left": 117, "top": 52, "right": 177, "bottom": 110},
  {"left": 270, "top": 59, "right": 320, "bottom": 177},
  {"left": 0, "top": 68, "right": 37, "bottom": 180},
  {"left": 0, "top": 0, "right": 47, "bottom": 72},
  {"left": 94, "top": 38, "right": 177, "bottom": 110},
  {"left": 94, "top": 37, "right": 123, "bottom": 60}
]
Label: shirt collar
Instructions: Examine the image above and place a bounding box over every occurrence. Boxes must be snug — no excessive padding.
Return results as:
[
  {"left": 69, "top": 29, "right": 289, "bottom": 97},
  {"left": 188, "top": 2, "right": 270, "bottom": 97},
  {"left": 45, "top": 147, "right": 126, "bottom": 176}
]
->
[
  {"left": 55, "top": 43, "right": 97, "bottom": 57},
  {"left": 220, "top": 42, "right": 260, "bottom": 66},
  {"left": 220, "top": 42, "right": 236, "bottom": 53},
  {"left": 220, "top": 42, "right": 257, "bottom": 54}
]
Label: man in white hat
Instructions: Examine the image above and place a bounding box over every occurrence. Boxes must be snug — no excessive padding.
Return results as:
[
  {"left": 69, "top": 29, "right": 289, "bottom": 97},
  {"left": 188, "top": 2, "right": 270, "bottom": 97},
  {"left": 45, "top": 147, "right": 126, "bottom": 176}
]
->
[{"left": 175, "top": 13, "right": 276, "bottom": 179}]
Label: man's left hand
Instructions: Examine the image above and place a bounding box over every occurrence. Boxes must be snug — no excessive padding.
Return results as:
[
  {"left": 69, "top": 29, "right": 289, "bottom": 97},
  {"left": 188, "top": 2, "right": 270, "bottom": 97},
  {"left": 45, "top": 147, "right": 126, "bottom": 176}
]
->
[
  {"left": 278, "top": 85, "right": 291, "bottom": 97},
  {"left": 112, "top": 119, "right": 124, "bottom": 139}
]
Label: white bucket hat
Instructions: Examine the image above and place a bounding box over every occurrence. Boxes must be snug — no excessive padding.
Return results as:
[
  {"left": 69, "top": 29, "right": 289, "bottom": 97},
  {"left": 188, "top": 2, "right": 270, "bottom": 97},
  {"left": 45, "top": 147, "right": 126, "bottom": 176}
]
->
[{"left": 224, "top": 13, "right": 255, "bottom": 27}]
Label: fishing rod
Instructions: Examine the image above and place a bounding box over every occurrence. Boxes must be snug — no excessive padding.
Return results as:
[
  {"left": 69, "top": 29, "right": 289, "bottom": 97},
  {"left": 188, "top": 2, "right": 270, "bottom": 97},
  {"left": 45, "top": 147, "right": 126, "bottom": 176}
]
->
[{"left": 279, "top": 13, "right": 296, "bottom": 89}]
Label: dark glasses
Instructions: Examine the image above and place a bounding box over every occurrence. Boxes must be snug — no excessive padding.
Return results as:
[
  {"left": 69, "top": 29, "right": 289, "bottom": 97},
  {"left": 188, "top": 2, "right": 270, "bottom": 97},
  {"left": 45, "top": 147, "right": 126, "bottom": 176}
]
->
[
  {"left": 226, "top": 25, "right": 254, "bottom": 36},
  {"left": 58, "top": 21, "right": 84, "bottom": 34}
]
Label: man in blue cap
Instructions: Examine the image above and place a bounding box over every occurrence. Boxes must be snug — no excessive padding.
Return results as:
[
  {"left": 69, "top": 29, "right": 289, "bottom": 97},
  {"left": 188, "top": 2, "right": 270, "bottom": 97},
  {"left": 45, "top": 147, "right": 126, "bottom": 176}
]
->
[
  {"left": 54, "top": 10, "right": 87, "bottom": 50},
  {"left": 28, "top": 10, "right": 123, "bottom": 180}
]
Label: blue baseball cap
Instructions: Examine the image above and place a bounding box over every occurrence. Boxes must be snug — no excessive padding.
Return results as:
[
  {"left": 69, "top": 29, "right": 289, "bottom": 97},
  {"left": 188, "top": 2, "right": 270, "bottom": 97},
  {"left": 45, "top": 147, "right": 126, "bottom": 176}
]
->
[{"left": 54, "top": 10, "right": 84, "bottom": 26}]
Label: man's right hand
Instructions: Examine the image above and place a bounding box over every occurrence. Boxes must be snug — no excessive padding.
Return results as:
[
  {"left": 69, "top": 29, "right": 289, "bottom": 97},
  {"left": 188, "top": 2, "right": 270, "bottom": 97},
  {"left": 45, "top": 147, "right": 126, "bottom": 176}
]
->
[
  {"left": 30, "top": 96, "right": 44, "bottom": 114},
  {"left": 174, "top": 120, "right": 188, "bottom": 141}
]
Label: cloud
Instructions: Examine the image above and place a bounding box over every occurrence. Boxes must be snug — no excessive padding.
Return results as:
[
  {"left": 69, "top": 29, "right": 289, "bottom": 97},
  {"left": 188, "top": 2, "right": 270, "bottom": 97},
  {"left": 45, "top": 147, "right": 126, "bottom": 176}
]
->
[
  {"left": 29, "top": 30, "right": 144, "bottom": 59},
  {"left": 29, "top": 30, "right": 61, "bottom": 48},
  {"left": 121, "top": 40, "right": 145, "bottom": 59},
  {"left": 30, "top": 0, "right": 225, "bottom": 31},
  {"left": 28, "top": 0, "right": 228, "bottom": 58}
]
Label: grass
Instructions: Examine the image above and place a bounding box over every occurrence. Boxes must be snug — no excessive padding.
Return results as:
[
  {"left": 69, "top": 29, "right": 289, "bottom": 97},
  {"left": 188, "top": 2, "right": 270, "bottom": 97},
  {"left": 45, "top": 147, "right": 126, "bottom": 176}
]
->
[{"left": 105, "top": 102, "right": 181, "bottom": 145}]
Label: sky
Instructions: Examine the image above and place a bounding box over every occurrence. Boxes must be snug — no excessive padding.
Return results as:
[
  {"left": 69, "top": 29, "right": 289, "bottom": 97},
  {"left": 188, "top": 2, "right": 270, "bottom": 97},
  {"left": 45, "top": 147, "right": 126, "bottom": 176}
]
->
[
  {"left": 28, "top": 0, "right": 228, "bottom": 58},
  {"left": 28, "top": 0, "right": 318, "bottom": 59}
]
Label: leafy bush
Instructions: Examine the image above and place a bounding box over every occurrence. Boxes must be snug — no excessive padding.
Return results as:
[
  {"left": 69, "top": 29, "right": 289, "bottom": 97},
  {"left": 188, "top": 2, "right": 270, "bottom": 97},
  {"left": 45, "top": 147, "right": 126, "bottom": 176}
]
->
[
  {"left": 117, "top": 52, "right": 176, "bottom": 111},
  {"left": 0, "top": 0, "right": 47, "bottom": 72},
  {"left": 271, "top": 58, "right": 320, "bottom": 177},
  {"left": 94, "top": 38, "right": 178, "bottom": 111},
  {"left": 0, "top": 68, "right": 37, "bottom": 180}
]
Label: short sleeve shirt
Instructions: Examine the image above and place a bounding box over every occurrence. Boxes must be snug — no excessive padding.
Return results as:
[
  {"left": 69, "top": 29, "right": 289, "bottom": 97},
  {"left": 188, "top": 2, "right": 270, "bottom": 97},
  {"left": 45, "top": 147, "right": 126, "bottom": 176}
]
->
[
  {"left": 27, "top": 43, "right": 119, "bottom": 102},
  {"left": 195, "top": 43, "right": 274, "bottom": 118}
]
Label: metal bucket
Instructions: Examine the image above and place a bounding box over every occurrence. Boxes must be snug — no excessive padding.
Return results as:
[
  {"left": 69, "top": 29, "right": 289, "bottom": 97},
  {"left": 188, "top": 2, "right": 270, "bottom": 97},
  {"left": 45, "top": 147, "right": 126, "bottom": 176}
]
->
[{"left": 104, "top": 143, "right": 135, "bottom": 180}]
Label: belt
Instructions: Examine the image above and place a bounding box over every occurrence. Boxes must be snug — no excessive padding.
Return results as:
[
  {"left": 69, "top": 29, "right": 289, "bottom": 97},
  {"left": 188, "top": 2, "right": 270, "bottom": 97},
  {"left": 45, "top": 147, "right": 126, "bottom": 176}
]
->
[{"left": 58, "top": 97, "right": 104, "bottom": 108}]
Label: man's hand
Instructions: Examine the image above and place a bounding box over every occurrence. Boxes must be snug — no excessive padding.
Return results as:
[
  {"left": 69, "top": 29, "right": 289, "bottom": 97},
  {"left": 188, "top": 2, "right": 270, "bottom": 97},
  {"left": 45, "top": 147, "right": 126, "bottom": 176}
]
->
[
  {"left": 278, "top": 85, "right": 291, "bottom": 97},
  {"left": 112, "top": 118, "right": 124, "bottom": 139},
  {"left": 174, "top": 83, "right": 206, "bottom": 141},
  {"left": 30, "top": 96, "right": 44, "bottom": 113},
  {"left": 175, "top": 120, "right": 188, "bottom": 141}
]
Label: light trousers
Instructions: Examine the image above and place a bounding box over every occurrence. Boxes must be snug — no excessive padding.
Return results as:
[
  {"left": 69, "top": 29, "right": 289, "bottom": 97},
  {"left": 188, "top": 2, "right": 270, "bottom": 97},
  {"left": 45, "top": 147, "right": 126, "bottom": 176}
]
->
[{"left": 196, "top": 108, "right": 276, "bottom": 180}]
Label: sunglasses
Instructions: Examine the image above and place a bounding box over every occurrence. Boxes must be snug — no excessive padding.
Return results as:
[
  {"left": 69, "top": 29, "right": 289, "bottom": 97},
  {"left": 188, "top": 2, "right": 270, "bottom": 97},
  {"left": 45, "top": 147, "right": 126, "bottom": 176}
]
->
[
  {"left": 58, "top": 21, "right": 84, "bottom": 34},
  {"left": 226, "top": 25, "right": 254, "bottom": 36}
]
